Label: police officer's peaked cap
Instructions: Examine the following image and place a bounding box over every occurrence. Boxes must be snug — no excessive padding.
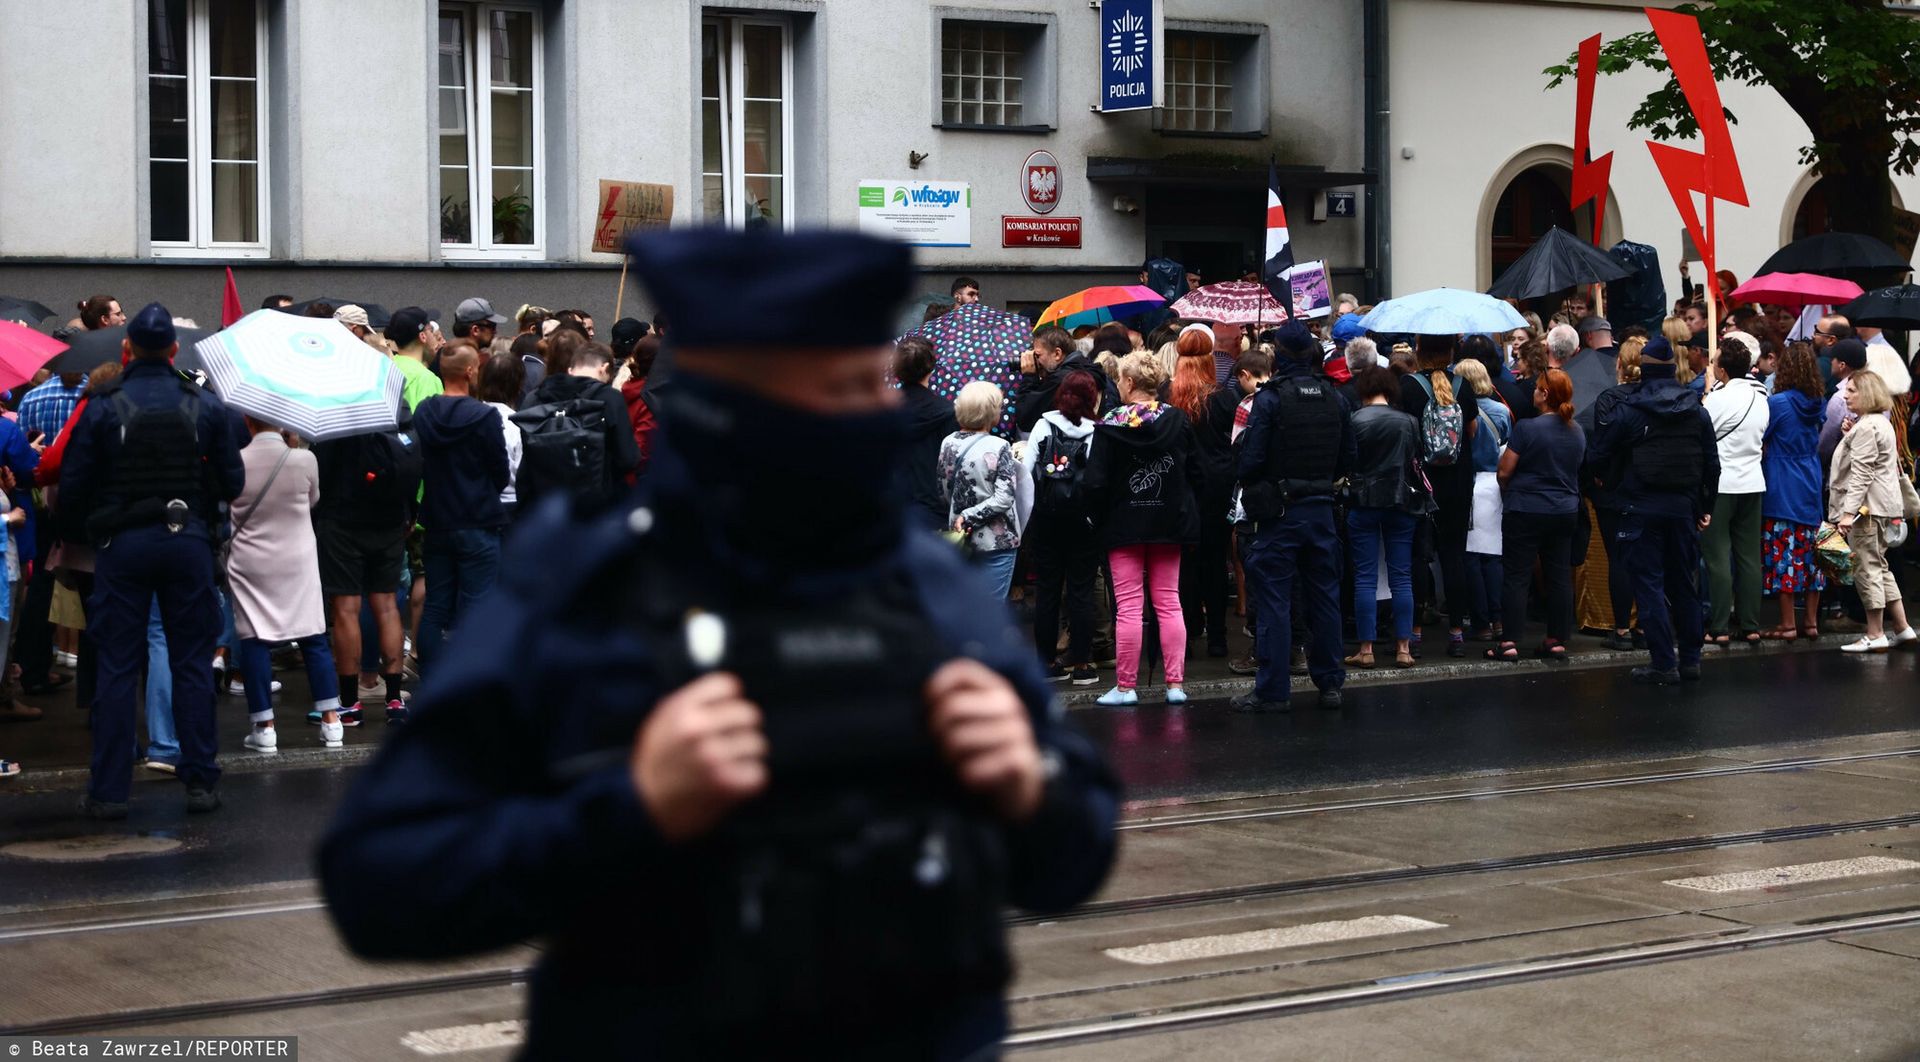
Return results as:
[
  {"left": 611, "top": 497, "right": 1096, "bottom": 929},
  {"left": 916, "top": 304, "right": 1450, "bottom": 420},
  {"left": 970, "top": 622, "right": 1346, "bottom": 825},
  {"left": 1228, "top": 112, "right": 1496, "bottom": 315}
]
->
[
  {"left": 626, "top": 227, "right": 915, "bottom": 349},
  {"left": 126, "top": 302, "right": 177, "bottom": 351},
  {"left": 1273, "top": 321, "right": 1319, "bottom": 359}
]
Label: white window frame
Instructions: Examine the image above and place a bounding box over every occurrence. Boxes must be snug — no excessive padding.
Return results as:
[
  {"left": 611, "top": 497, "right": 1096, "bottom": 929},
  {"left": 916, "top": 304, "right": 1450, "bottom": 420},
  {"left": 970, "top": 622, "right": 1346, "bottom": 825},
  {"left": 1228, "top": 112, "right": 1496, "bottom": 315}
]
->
[
  {"left": 149, "top": 0, "right": 270, "bottom": 258},
  {"left": 439, "top": 2, "right": 545, "bottom": 261},
  {"left": 700, "top": 15, "right": 794, "bottom": 230}
]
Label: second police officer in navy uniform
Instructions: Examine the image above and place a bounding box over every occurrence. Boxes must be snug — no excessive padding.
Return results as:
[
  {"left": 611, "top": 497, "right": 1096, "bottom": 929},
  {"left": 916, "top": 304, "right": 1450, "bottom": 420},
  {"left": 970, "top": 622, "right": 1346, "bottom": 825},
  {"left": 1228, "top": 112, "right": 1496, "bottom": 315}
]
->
[
  {"left": 321, "top": 229, "right": 1120, "bottom": 1059},
  {"left": 62, "top": 304, "right": 246, "bottom": 817},
  {"left": 1231, "top": 322, "right": 1357, "bottom": 713}
]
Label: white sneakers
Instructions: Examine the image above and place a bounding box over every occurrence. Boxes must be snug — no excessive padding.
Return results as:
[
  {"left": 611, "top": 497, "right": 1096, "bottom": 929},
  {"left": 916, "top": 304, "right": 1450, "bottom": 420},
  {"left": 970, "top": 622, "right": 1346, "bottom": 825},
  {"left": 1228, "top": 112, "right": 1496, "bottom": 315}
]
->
[
  {"left": 53, "top": 649, "right": 77, "bottom": 669},
  {"left": 1096, "top": 687, "right": 1139, "bottom": 707},
  {"left": 318, "top": 721, "right": 345, "bottom": 749},
  {"left": 227, "top": 677, "right": 284, "bottom": 696},
  {"left": 242, "top": 726, "right": 278, "bottom": 754}
]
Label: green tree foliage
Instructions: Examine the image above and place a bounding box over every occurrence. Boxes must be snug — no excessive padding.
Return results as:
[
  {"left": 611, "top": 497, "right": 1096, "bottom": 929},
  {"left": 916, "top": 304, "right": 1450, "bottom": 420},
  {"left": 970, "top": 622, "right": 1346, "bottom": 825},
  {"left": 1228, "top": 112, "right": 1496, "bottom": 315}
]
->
[{"left": 1546, "top": 1, "right": 1920, "bottom": 239}]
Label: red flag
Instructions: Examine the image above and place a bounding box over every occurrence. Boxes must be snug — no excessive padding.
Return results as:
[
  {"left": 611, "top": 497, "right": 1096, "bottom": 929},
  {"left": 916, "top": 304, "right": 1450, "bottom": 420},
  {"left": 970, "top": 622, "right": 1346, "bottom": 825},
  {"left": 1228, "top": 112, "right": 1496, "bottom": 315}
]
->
[{"left": 220, "top": 267, "right": 244, "bottom": 328}]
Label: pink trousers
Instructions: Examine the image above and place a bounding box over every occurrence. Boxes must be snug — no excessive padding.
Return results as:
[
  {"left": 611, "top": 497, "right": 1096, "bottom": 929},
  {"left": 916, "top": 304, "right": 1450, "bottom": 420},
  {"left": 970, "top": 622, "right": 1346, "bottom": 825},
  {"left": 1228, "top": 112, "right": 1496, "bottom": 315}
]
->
[{"left": 1109, "top": 543, "right": 1186, "bottom": 687}]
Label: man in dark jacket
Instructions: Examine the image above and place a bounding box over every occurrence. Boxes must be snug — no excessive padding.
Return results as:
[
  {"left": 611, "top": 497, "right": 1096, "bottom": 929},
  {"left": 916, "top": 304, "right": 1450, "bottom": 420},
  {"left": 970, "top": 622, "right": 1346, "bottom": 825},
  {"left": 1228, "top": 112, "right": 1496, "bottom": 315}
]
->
[
  {"left": 520, "top": 342, "right": 642, "bottom": 507},
  {"left": 1232, "top": 323, "right": 1357, "bottom": 712},
  {"left": 1583, "top": 336, "right": 1719, "bottom": 685},
  {"left": 412, "top": 345, "right": 509, "bottom": 679},
  {"left": 61, "top": 303, "right": 245, "bottom": 816},
  {"left": 1015, "top": 327, "right": 1120, "bottom": 432},
  {"left": 320, "top": 227, "right": 1117, "bottom": 1058},
  {"left": 894, "top": 334, "right": 957, "bottom": 530}
]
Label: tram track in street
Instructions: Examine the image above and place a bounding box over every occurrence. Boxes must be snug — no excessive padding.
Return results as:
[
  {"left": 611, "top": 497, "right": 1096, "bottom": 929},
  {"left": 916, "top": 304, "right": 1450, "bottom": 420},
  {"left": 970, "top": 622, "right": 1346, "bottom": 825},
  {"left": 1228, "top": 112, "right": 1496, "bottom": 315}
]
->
[
  {"left": 1002, "top": 907, "right": 1920, "bottom": 1049},
  {"left": 5, "top": 744, "right": 1914, "bottom": 944}
]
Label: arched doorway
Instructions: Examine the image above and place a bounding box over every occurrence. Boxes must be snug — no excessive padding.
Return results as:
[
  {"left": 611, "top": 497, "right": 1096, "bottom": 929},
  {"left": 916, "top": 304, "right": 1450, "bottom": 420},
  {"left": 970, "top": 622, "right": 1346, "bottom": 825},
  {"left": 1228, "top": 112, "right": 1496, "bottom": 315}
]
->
[
  {"left": 1476, "top": 147, "right": 1623, "bottom": 317},
  {"left": 1489, "top": 165, "right": 1593, "bottom": 319}
]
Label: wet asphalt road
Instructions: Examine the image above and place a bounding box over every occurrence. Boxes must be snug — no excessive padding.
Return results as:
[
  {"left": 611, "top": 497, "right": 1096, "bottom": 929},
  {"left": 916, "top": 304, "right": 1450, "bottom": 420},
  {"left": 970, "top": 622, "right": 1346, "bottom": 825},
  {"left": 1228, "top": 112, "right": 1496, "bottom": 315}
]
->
[{"left": 1, "top": 649, "right": 1915, "bottom": 911}]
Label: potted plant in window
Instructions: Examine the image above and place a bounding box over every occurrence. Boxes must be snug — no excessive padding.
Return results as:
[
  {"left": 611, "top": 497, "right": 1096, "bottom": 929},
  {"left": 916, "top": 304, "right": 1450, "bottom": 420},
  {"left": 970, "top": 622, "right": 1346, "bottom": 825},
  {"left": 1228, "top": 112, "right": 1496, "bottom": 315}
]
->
[{"left": 493, "top": 193, "right": 532, "bottom": 246}]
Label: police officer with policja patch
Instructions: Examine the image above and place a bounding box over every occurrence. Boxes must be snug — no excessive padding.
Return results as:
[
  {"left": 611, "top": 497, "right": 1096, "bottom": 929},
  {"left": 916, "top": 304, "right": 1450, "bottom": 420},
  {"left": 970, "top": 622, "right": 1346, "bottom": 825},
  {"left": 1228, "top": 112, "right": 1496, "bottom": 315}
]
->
[
  {"left": 1231, "top": 322, "right": 1357, "bottom": 713},
  {"left": 61, "top": 303, "right": 245, "bottom": 818},
  {"left": 321, "top": 229, "right": 1120, "bottom": 1059}
]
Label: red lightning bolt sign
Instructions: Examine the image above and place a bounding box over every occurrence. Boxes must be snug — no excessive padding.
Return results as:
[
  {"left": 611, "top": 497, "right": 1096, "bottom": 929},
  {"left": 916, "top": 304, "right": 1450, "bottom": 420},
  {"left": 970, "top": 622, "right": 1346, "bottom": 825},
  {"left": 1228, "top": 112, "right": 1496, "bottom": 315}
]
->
[
  {"left": 1572, "top": 34, "right": 1613, "bottom": 247},
  {"left": 1643, "top": 8, "right": 1746, "bottom": 309}
]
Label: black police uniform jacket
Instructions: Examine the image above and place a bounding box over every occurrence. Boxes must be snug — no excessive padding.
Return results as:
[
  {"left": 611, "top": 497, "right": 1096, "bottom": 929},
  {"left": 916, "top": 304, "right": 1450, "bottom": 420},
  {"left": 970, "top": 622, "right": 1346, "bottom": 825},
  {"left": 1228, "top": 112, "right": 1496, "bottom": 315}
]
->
[{"left": 319, "top": 477, "right": 1120, "bottom": 1059}]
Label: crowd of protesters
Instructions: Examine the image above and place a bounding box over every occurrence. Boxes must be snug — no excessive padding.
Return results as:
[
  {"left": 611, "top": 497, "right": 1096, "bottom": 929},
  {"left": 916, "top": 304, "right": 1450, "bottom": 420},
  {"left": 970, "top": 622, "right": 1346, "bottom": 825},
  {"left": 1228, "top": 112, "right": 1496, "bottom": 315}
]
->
[
  {"left": 0, "top": 294, "right": 659, "bottom": 799},
  {"left": 0, "top": 272, "right": 1915, "bottom": 793},
  {"left": 923, "top": 275, "right": 1919, "bottom": 706}
]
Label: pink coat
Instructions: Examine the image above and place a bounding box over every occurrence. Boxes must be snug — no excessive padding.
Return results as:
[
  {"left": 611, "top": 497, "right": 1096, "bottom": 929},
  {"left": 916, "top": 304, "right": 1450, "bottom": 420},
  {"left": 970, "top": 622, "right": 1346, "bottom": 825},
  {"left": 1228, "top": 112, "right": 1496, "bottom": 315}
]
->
[{"left": 227, "top": 433, "right": 325, "bottom": 641}]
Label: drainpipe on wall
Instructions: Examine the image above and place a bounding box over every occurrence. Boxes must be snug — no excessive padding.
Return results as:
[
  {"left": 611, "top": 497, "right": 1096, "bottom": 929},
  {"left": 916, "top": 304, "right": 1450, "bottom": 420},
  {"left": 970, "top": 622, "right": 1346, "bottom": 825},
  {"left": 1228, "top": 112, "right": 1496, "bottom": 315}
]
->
[{"left": 1363, "top": 0, "right": 1391, "bottom": 301}]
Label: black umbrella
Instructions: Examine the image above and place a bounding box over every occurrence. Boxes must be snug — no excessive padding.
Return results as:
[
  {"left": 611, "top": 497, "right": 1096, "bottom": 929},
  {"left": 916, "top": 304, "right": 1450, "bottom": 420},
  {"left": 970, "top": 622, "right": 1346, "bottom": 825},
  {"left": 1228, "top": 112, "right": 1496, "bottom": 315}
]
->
[
  {"left": 1487, "top": 227, "right": 1634, "bottom": 300},
  {"left": 1755, "top": 232, "right": 1909, "bottom": 279},
  {"left": 44, "top": 324, "right": 215, "bottom": 376},
  {"left": 1838, "top": 283, "right": 1920, "bottom": 329},
  {"left": 284, "top": 298, "right": 394, "bottom": 328},
  {"left": 0, "top": 297, "right": 56, "bottom": 327}
]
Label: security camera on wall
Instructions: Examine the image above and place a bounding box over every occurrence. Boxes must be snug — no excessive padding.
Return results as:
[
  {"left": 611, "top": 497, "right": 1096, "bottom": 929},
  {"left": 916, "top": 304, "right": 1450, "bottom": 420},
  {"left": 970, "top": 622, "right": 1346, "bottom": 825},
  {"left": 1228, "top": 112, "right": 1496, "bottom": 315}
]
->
[{"left": 1112, "top": 195, "right": 1140, "bottom": 215}]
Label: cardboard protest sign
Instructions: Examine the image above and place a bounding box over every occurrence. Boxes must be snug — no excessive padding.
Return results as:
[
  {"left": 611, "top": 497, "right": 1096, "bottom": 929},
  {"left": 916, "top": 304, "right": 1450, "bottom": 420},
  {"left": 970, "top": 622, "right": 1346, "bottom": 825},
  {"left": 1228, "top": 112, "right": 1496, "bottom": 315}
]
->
[{"left": 593, "top": 180, "right": 673, "bottom": 254}]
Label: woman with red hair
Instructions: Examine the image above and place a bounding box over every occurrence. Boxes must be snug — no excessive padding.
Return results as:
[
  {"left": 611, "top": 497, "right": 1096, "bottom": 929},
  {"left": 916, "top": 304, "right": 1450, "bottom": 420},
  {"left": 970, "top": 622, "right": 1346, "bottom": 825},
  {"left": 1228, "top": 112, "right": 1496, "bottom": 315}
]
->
[
  {"left": 1491, "top": 367, "right": 1586, "bottom": 662},
  {"left": 1169, "top": 329, "right": 1234, "bottom": 656}
]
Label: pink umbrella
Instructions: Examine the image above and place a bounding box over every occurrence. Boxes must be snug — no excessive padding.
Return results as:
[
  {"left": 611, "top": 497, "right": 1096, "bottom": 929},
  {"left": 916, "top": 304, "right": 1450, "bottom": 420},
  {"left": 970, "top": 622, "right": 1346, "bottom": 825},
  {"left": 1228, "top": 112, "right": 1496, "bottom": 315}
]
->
[
  {"left": 1729, "top": 272, "right": 1863, "bottom": 309},
  {"left": 0, "top": 319, "right": 66, "bottom": 393},
  {"left": 1168, "top": 281, "right": 1290, "bottom": 326}
]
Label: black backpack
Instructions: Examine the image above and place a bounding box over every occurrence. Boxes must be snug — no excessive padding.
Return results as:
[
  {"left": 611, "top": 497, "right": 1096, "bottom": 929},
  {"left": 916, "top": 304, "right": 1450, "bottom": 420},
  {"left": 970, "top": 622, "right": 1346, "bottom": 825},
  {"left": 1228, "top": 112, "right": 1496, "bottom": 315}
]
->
[
  {"left": 341, "top": 429, "right": 423, "bottom": 525},
  {"left": 1631, "top": 403, "right": 1706, "bottom": 493},
  {"left": 1032, "top": 427, "right": 1090, "bottom": 519},
  {"left": 512, "top": 396, "right": 609, "bottom": 503}
]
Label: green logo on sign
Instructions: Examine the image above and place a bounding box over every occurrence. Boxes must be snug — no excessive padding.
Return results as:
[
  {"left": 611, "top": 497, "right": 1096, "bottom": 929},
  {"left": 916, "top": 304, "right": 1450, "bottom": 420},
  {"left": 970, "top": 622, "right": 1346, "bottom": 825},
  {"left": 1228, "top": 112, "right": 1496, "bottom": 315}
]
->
[
  {"left": 858, "top": 186, "right": 884, "bottom": 208},
  {"left": 891, "top": 187, "right": 908, "bottom": 205}
]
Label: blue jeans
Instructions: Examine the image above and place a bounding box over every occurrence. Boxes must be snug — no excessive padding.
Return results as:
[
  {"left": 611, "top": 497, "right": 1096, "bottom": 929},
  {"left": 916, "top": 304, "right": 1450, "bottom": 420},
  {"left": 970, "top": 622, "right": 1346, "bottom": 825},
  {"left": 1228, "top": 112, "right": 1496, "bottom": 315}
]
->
[
  {"left": 974, "top": 548, "right": 1018, "bottom": 603},
  {"left": 417, "top": 527, "right": 501, "bottom": 675},
  {"left": 88, "top": 526, "right": 221, "bottom": 802},
  {"left": 143, "top": 599, "right": 178, "bottom": 764},
  {"left": 1348, "top": 507, "right": 1416, "bottom": 643},
  {"left": 239, "top": 633, "right": 340, "bottom": 723}
]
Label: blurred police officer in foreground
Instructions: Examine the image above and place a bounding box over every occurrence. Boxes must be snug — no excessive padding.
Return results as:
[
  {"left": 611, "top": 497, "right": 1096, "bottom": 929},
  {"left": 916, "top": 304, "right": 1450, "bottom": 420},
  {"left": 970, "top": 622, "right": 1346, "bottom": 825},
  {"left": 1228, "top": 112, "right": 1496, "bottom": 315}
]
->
[
  {"left": 1232, "top": 322, "right": 1357, "bottom": 713},
  {"left": 62, "top": 304, "right": 245, "bottom": 818},
  {"left": 321, "top": 229, "right": 1120, "bottom": 1059}
]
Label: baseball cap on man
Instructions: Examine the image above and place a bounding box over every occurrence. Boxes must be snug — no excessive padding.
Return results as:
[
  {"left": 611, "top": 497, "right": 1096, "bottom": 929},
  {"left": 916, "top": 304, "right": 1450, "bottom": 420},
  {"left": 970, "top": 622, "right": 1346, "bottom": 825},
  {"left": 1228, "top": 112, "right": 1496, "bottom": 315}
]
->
[
  {"left": 1830, "top": 338, "right": 1868, "bottom": 371},
  {"left": 126, "top": 302, "right": 177, "bottom": 351},
  {"left": 333, "top": 305, "right": 370, "bottom": 329},
  {"left": 1330, "top": 313, "right": 1367, "bottom": 346},
  {"left": 455, "top": 297, "right": 509, "bottom": 326},
  {"left": 384, "top": 306, "right": 431, "bottom": 346},
  {"left": 1575, "top": 315, "right": 1612, "bottom": 335}
]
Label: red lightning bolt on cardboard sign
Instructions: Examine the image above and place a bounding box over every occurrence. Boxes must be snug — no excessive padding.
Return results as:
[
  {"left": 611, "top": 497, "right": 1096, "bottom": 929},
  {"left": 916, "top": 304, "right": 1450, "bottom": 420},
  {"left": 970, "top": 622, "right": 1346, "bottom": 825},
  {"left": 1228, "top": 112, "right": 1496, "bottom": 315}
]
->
[
  {"left": 1643, "top": 8, "right": 1746, "bottom": 308},
  {"left": 1572, "top": 34, "right": 1614, "bottom": 247},
  {"left": 594, "top": 183, "right": 624, "bottom": 252}
]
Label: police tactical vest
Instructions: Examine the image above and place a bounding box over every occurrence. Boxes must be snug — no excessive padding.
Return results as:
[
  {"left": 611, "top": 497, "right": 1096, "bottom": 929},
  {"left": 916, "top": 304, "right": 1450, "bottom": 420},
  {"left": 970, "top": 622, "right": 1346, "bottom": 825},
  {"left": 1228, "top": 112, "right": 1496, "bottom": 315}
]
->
[
  {"left": 618, "top": 548, "right": 1011, "bottom": 1032},
  {"left": 88, "top": 380, "right": 211, "bottom": 541},
  {"left": 1269, "top": 376, "right": 1343, "bottom": 485}
]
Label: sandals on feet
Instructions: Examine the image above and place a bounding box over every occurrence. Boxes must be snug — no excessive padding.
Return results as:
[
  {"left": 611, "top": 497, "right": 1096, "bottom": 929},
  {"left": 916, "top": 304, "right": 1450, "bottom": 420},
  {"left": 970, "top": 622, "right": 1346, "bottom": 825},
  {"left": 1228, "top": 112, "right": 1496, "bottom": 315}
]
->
[
  {"left": 1344, "top": 650, "right": 1376, "bottom": 669},
  {"left": 1759, "top": 627, "right": 1800, "bottom": 641},
  {"left": 1536, "top": 640, "right": 1569, "bottom": 662},
  {"left": 1485, "top": 642, "right": 1519, "bottom": 662}
]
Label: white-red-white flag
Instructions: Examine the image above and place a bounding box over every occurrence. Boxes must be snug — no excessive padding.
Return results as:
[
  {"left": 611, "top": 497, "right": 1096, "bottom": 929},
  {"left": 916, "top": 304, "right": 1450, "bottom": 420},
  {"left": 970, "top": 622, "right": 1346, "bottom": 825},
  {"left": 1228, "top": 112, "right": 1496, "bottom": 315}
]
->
[{"left": 1262, "top": 163, "right": 1295, "bottom": 305}]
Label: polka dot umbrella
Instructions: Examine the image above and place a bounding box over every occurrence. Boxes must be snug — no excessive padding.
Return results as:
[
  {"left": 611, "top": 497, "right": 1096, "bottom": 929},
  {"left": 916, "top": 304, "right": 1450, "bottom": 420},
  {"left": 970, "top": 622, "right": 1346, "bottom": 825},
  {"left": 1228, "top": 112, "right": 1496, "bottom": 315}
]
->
[
  {"left": 193, "top": 309, "right": 403, "bottom": 441},
  {"left": 907, "top": 302, "right": 1033, "bottom": 436}
]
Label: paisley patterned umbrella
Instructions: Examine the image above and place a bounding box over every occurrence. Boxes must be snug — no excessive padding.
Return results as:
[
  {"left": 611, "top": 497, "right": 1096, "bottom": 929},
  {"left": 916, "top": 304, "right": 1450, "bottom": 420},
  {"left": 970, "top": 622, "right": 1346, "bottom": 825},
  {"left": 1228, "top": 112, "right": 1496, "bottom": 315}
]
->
[
  {"left": 1168, "top": 281, "right": 1290, "bottom": 326},
  {"left": 907, "top": 302, "right": 1031, "bottom": 435},
  {"left": 193, "top": 310, "right": 403, "bottom": 441}
]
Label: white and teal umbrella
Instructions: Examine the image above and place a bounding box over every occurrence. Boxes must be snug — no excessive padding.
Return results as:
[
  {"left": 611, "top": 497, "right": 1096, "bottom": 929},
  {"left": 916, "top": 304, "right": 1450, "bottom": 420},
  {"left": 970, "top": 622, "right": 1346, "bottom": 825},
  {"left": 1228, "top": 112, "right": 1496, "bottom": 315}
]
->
[{"left": 193, "top": 309, "right": 403, "bottom": 441}]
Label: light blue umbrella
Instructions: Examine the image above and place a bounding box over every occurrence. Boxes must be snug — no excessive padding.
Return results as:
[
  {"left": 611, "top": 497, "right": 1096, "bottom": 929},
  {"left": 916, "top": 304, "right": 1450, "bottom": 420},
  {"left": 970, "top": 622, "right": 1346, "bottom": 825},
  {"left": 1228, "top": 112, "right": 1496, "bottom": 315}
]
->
[
  {"left": 1357, "top": 288, "right": 1528, "bottom": 336},
  {"left": 193, "top": 309, "right": 403, "bottom": 441}
]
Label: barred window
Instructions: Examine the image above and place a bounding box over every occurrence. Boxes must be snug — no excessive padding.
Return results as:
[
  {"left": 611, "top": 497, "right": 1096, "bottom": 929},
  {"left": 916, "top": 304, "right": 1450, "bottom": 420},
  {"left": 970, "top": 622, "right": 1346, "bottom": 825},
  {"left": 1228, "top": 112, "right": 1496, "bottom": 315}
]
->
[
  {"left": 941, "top": 23, "right": 1034, "bottom": 127},
  {"left": 1164, "top": 32, "right": 1235, "bottom": 133}
]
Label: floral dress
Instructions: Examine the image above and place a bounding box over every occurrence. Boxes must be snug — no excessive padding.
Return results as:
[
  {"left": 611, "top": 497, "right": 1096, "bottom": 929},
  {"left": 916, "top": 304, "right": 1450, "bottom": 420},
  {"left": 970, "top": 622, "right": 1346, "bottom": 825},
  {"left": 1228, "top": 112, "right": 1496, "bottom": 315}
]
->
[{"left": 937, "top": 430, "right": 1021, "bottom": 554}]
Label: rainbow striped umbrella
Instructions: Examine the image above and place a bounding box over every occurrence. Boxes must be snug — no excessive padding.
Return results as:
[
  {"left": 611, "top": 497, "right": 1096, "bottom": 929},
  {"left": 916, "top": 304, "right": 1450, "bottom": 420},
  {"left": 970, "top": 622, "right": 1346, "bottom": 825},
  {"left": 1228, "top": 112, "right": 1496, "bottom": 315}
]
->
[
  {"left": 1035, "top": 285, "right": 1166, "bottom": 331},
  {"left": 193, "top": 310, "right": 402, "bottom": 441}
]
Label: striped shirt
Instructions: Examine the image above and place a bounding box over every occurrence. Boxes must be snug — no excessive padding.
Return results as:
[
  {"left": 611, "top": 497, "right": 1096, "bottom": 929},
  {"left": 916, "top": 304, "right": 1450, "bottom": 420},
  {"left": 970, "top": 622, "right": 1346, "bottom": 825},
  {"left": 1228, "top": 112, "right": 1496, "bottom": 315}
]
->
[{"left": 17, "top": 378, "right": 85, "bottom": 443}]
